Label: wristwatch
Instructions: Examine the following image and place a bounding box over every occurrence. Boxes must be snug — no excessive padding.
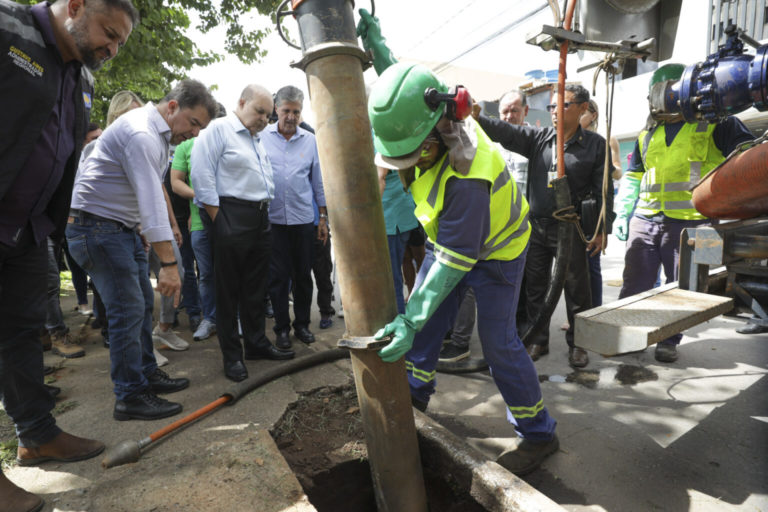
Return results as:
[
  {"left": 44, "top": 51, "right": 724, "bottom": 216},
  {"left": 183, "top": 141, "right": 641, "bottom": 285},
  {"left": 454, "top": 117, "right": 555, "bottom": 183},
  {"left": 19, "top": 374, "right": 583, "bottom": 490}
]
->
[{"left": 160, "top": 260, "right": 178, "bottom": 267}]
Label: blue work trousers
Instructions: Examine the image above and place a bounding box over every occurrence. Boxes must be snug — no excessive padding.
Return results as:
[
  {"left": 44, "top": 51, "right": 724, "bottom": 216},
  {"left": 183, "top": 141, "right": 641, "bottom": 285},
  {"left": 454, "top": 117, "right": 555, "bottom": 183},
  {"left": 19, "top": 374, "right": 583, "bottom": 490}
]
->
[
  {"left": 66, "top": 215, "right": 157, "bottom": 401},
  {"left": 406, "top": 247, "right": 557, "bottom": 442},
  {"left": 618, "top": 216, "right": 709, "bottom": 346}
]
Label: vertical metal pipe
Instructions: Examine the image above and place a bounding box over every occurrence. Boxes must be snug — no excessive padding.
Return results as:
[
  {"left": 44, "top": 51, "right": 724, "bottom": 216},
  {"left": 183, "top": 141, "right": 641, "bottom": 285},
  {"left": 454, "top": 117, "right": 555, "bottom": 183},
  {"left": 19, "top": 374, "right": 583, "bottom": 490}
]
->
[{"left": 287, "top": 1, "right": 428, "bottom": 510}]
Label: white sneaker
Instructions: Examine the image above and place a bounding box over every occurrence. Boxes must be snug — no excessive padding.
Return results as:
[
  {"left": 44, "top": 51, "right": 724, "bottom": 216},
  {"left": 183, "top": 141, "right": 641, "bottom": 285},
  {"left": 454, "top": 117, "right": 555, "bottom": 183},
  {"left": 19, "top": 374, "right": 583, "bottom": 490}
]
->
[
  {"left": 337, "top": 306, "right": 344, "bottom": 318},
  {"left": 193, "top": 319, "right": 216, "bottom": 341},
  {"left": 152, "top": 326, "right": 190, "bottom": 351},
  {"left": 153, "top": 348, "right": 169, "bottom": 367}
]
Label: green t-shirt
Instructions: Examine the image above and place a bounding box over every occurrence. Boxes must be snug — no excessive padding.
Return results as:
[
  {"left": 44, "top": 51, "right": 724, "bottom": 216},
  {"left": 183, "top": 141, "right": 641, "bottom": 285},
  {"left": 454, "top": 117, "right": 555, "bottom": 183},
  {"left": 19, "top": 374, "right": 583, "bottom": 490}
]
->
[{"left": 171, "top": 139, "right": 203, "bottom": 232}]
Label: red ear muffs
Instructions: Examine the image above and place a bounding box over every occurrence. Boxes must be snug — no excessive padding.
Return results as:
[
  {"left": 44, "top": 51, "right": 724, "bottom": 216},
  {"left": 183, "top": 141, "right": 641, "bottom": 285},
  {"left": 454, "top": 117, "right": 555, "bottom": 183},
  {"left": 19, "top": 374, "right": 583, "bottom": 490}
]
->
[{"left": 424, "top": 86, "right": 473, "bottom": 121}]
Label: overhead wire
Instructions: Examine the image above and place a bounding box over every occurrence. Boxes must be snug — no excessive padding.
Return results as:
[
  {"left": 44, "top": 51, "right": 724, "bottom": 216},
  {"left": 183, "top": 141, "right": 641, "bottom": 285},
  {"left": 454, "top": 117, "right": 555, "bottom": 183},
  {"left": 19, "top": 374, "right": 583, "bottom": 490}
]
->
[{"left": 432, "top": 2, "right": 550, "bottom": 73}]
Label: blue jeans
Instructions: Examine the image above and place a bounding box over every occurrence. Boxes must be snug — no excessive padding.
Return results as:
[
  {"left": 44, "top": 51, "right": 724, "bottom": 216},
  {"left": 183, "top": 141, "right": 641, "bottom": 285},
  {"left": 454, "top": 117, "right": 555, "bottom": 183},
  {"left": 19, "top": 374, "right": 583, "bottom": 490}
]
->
[
  {"left": 387, "top": 229, "right": 412, "bottom": 314},
  {"left": 0, "top": 227, "right": 60, "bottom": 447},
  {"left": 66, "top": 215, "right": 157, "bottom": 401},
  {"left": 178, "top": 222, "right": 201, "bottom": 318},
  {"left": 191, "top": 228, "right": 215, "bottom": 323}
]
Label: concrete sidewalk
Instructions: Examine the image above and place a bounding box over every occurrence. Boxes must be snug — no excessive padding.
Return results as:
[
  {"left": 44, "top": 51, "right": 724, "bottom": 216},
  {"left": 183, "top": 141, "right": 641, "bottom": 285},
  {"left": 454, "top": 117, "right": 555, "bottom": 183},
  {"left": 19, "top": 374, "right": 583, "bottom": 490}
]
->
[{"left": 3, "top": 233, "right": 767, "bottom": 511}]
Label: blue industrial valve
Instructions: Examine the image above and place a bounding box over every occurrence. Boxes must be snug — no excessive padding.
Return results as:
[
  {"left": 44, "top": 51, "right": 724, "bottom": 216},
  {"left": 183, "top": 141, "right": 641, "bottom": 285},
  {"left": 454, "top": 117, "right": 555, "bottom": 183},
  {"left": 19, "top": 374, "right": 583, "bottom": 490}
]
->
[{"left": 650, "top": 27, "right": 768, "bottom": 123}]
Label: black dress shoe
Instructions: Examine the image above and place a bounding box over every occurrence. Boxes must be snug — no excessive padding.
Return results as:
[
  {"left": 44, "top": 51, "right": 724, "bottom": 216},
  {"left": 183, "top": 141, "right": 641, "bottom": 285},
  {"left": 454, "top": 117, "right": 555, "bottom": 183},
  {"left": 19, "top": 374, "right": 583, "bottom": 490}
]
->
[
  {"left": 44, "top": 383, "right": 61, "bottom": 398},
  {"left": 526, "top": 344, "right": 549, "bottom": 361},
  {"left": 568, "top": 347, "right": 589, "bottom": 368},
  {"left": 224, "top": 360, "right": 248, "bottom": 382},
  {"left": 43, "top": 365, "right": 55, "bottom": 376},
  {"left": 244, "top": 344, "right": 295, "bottom": 361},
  {"left": 294, "top": 326, "right": 315, "bottom": 344},
  {"left": 275, "top": 331, "right": 292, "bottom": 350},
  {"left": 147, "top": 368, "right": 190, "bottom": 394},
  {"left": 114, "top": 392, "right": 182, "bottom": 421}
]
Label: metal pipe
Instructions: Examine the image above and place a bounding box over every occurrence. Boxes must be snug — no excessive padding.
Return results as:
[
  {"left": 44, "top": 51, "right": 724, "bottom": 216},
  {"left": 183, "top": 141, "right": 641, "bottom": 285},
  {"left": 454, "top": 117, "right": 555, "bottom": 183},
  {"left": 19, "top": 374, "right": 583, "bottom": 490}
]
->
[{"left": 287, "top": 1, "right": 428, "bottom": 510}]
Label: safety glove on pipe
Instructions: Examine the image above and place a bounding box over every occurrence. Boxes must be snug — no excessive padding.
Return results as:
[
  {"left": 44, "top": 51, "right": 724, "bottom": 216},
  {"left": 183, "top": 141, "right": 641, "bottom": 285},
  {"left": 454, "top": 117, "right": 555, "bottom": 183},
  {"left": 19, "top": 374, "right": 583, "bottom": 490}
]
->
[
  {"left": 614, "top": 171, "right": 642, "bottom": 241},
  {"left": 376, "top": 260, "right": 466, "bottom": 362},
  {"left": 356, "top": 8, "right": 398, "bottom": 75}
]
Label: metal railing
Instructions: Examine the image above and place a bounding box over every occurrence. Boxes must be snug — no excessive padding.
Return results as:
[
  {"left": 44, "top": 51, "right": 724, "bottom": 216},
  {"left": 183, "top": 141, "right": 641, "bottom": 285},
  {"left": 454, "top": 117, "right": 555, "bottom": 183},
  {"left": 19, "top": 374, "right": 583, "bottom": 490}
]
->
[{"left": 708, "top": 0, "right": 767, "bottom": 54}]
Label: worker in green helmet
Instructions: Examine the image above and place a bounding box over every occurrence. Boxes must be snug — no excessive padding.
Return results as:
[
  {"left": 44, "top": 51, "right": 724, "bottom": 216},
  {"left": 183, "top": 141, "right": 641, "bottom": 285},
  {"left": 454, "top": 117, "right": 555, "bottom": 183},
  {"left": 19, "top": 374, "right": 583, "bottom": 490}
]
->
[
  {"left": 358, "top": 10, "right": 559, "bottom": 476},
  {"left": 615, "top": 63, "right": 754, "bottom": 361}
]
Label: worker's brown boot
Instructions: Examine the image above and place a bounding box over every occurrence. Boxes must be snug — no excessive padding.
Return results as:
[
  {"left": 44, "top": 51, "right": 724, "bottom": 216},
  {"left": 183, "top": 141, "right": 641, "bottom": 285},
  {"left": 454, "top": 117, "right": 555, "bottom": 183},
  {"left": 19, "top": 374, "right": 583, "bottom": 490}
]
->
[
  {"left": 496, "top": 435, "right": 559, "bottom": 476},
  {"left": 16, "top": 431, "right": 104, "bottom": 466},
  {"left": 39, "top": 330, "right": 51, "bottom": 352},
  {"left": 0, "top": 471, "right": 43, "bottom": 512},
  {"left": 51, "top": 331, "right": 85, "bottom": 358}
]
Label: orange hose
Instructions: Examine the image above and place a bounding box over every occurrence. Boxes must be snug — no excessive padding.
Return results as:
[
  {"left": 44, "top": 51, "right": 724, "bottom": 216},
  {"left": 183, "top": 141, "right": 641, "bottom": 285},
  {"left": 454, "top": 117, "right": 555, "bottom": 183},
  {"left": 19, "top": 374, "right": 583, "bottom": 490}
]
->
[
  {"left": 556, "top": 0, "right": 578, "bottom": 178},
  {"left": 148, "top": 396, "right": 232, "bottom": 443},
  {"left": 692, "top": 143, "right": 768, "bottom": 219}
]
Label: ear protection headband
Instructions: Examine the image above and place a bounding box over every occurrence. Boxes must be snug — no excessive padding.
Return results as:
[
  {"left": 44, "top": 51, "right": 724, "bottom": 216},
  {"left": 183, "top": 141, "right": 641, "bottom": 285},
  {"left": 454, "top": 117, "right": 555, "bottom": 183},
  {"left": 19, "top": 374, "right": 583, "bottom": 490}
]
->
[{"left": 424, "top": 86, "right": 473, "bottom": 122}]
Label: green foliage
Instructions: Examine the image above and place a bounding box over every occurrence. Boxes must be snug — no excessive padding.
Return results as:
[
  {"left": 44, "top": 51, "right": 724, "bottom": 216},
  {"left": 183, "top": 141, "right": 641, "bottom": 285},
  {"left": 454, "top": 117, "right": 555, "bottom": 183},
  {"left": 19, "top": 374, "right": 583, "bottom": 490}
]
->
[{"left": 18, "top": 0, "right": 281, "bottom": 125}]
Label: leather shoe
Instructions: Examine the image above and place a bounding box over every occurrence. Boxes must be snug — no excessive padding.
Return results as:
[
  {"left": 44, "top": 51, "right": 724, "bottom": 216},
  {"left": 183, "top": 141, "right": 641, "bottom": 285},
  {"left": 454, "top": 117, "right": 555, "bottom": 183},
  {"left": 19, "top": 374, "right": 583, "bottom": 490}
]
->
[
  {"left": 0, "top": 471, "right": 43, "bottom": 512},
  {"left": 16, "top": 431, "right": 105, "bottom": 466},
  {"left": 244, "top": 344, "right": 295, "bottom": 361},
  {"left": 224, "top": 360, "right": 248, "bottom": 382},
  {"left": 275, "top": 330, "right": 292, "bottom": 350},
  {"left": 114, "top": 391, "right": 183, "bottom": 421},
  {"left": 526, "top": 344, "right": 549, "bottom": 361},
  {"left": 568, "top": 347, "right": 589, "bottom": 368},
  {"left": 654, "top": 343, "right": 678, "bottom": 363},
  {"left": 44, "top": 383, "right": 61, "bottom": 398},
  {"left": 147, "top": 368, "right": 189, "bottom": 394},
  {"left": 497, "top": 435, "right": 559, "bottom": 476},
  {"left": 294, "top": 326, "right": 315, "bottom": 344},
  {"left": 736, "top": 322, "right": 768, "bottom": 334}
]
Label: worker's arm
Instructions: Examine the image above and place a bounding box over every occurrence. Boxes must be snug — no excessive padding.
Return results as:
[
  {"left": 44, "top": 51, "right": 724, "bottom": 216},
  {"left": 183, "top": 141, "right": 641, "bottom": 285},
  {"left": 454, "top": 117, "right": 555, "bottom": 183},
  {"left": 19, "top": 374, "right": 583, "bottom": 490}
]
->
[
  {"left": 170, "top": 169, "right": 195, "bottom": 200},
  {"left": 356, "top": 8, "right": 397, "bottom": 75},
  {"left": 614, "top": 140, "right": 644, "bottom": 241},
  {"left": 376, "top": 179, "right": 488, "bottom": 362},
  {"left": 610, "top": 137, "right": 622, "bottom": 180}
]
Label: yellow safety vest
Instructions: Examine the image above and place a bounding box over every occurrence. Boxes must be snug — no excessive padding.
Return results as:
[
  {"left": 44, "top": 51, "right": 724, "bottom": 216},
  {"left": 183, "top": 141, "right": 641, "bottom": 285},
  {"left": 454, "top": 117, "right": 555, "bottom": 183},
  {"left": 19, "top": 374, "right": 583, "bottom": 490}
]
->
[
  {"left": 635, "top": 121, "right": 723, "bottom": 220},
  {"left": 409, "top": 119, "right": 530, "bottom": 272}
]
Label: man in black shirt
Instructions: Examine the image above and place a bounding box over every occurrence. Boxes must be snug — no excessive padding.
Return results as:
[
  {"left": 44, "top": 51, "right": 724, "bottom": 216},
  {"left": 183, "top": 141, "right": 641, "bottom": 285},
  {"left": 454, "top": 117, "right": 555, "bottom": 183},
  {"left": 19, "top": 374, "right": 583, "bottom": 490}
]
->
[{"left": 474, "top": 84, "right": 613, "bottom": 368}]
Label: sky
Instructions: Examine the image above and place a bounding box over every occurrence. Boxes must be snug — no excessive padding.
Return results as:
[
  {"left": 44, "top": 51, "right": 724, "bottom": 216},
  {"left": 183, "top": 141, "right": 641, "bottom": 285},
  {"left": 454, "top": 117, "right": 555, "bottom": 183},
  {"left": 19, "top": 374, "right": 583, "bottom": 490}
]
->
[{"left": 186, "top": 0, "right": 559, "bottom": 126}]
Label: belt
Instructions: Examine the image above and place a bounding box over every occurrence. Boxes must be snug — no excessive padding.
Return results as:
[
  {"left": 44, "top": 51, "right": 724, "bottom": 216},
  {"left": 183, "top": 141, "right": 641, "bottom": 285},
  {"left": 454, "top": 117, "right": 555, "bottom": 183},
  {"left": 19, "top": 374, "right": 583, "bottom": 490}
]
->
[
  {"left": 68, "top": 209, "right": 135, "bottom": 231},
  {"left": 219, "top": 196, "right": 270, "bottom": 211}
]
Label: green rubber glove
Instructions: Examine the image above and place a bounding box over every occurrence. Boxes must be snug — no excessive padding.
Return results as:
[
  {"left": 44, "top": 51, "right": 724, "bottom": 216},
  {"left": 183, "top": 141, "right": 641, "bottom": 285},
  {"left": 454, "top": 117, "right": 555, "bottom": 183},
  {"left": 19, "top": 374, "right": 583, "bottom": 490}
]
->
[
  {"left": 376, "top": 260, "right": 467, "bottom": 362},
  {"left": 614, "top": 171, "right": 641, "bottom": 242},
  {"left": 356, "top": 8, "right": 397, "bottom": 75}
]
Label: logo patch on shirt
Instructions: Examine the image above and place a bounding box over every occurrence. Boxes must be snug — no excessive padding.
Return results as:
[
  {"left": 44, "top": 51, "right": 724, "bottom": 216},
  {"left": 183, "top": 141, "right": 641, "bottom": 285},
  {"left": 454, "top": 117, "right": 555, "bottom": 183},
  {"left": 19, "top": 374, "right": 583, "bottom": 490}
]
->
[
  {"left": 83, "top": 92, "right": 92, "bottom": 110},
  {"left": 8, "top": 45, "right": 43, "bottom": 78}
]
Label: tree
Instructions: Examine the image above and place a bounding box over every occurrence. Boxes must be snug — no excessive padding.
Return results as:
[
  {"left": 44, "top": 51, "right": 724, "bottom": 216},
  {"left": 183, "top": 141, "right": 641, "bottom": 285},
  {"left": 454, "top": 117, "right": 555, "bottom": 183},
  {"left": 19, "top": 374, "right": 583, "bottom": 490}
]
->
[{"left": 20, "top": 0, "right": 280, "bottom": 125}]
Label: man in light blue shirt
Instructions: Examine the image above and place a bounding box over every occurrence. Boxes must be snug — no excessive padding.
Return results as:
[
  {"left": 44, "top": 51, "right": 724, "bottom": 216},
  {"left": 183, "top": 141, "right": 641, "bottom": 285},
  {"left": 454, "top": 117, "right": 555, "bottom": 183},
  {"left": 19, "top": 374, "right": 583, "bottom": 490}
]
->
[
  {"left": 262, "top": 86, "right": 327, "bottom": 349},
  {"left": 67, "top": 80, "right": 218, "bottom": 421},
  {"left": 191, "top": 84, "right": 295, "bottom": 383}
]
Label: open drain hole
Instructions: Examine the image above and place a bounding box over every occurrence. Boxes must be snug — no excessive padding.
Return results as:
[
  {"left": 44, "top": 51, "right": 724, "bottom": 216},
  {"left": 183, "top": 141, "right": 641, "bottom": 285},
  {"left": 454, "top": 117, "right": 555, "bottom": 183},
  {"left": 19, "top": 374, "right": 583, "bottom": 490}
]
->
[{"left": 271, "top": 384, "right": 487, "bottom": 512}]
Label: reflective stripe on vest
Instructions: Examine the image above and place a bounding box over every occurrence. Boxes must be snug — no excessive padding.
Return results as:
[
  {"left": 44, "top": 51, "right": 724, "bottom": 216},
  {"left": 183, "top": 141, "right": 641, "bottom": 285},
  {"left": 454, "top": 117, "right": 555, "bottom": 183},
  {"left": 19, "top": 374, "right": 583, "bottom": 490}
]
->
[
  {"left": 410, "top": 118, "right": 530, "bottom": 267},
  {"left": 636, "top": 122, "right": 723, "bottom": 220}
]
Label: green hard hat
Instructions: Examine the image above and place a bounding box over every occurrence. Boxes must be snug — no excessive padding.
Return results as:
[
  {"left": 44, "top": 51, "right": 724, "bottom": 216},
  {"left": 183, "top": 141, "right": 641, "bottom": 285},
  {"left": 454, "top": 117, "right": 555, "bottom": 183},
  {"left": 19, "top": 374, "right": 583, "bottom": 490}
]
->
[
  {"left": 649, "top": 63, "right": 685, "bottom": 92},
  {"left": 368, "top": 62, "right": 447, "bottom": 158}
]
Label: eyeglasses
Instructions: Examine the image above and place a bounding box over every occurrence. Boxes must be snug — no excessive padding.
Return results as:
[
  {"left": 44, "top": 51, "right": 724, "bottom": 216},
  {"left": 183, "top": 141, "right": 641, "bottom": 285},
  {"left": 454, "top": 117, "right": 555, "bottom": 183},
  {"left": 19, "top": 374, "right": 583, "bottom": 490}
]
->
[{"left": 545, "top": 101, "right": 585, "bottom": 113}]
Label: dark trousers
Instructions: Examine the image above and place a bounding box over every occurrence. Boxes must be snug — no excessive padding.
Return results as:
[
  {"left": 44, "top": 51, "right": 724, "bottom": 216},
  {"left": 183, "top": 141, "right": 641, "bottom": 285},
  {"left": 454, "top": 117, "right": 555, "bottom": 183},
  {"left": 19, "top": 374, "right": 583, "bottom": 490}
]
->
[
  {"left": 525, "top": 218, "right": 592, "bottom": 349},
  {"left": 178, "top": 220, "right": 201, "bottom": 318},
  {"left": 269, "top": 223, "right": 314, "bottom": 334},
  {"left": 211, "top": 198, "right": 272, "bottom": 363},
  {"left": 0, "top": 227, "right": 59, "bottom": 447},
  {"left": 63, "top": 242, "right": 89, "bottom": 306},
  {"left": 312, "top": 228, "right": 335, "bottom": 316}
]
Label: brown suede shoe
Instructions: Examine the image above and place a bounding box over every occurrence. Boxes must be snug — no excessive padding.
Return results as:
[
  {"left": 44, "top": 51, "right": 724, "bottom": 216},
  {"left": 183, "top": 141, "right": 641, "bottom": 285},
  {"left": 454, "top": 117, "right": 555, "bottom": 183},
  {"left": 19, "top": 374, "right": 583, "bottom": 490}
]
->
[
  {"left": 0, "top": 471, "right": 43, "bottom": 512},
  {"left": 39, "top": 331, "right": 51, "bottom": 352},
  {"left": 497, "top": 435, "right": 559, "bottom": 476},
  {"left": 51, "top": 331, "right": 85, "bottom": 359},
  {"left": 526, "top": 344, "right": 549, "bottom": 361},
  {"left": 16, "top": 431, "right": 105, "bottom": 466}
]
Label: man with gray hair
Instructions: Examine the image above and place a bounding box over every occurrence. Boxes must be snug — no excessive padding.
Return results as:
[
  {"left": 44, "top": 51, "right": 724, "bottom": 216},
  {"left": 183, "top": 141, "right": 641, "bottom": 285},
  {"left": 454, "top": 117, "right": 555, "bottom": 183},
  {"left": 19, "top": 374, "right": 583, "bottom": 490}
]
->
[
  {"left": 192, "top": 84, "right": 295, "bottom": 384},
  {"left": 1, "top": 0, "right": 137, "bottom": 508},
  {"left": 263, "top": 85, "right": 328, "bottom": 350},
  {"left": 67, "top": 79, "right": 217, "bottom": 421}
]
